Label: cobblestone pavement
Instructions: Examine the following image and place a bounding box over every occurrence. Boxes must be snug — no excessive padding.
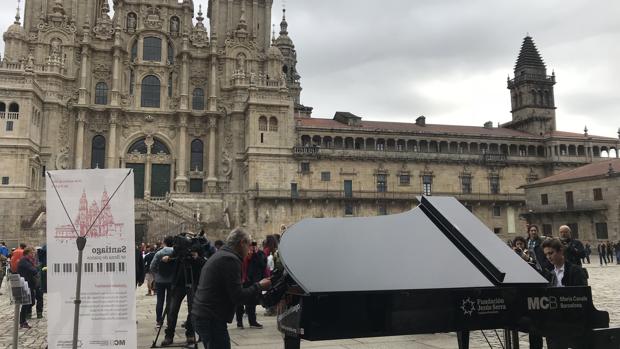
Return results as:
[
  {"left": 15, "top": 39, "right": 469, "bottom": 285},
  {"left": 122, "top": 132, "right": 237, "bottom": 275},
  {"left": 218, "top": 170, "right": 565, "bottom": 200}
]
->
[{"left": 1, "top": 262, "right": 619, "bottom": 349}]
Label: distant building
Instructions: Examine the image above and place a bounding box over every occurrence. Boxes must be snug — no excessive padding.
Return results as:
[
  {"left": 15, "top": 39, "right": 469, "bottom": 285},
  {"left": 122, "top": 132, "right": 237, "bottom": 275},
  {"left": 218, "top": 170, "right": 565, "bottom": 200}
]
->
[
  {"left": 521, "top": 159, "right": 620, "bottom": 241},
  {"left": 0, "top": 0, "right": 619, "bottom": 245}
]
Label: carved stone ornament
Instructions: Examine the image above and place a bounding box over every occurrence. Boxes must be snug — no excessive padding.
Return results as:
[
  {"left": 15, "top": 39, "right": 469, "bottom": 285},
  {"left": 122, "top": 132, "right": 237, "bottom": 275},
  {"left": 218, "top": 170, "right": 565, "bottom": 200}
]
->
[
  {"left": 93, "top": 1, "right": 114, "bottom": 40},
  {"left": 221, "top": 150, "right": 233, "bottom": 179},
  {"left": 208, "top": 117, "right": 217, "bottom": 129},
  {"left": 143, "top": 6, "right": 163, "bottom": 29},
  {"left": 37, "top": 19, "right": 77, "bottom": 35},
  {"left": 93, "top": 64, "right": 112, "bottom": 80},
  {"left": 55, "top": 146, "right": 71, "bottom": 170},
  {"left": 145, "top": 114, "right": 155, "bottom": 123},
  {"left": 190, "top": 72, "right": 208, "bottom": 86}
]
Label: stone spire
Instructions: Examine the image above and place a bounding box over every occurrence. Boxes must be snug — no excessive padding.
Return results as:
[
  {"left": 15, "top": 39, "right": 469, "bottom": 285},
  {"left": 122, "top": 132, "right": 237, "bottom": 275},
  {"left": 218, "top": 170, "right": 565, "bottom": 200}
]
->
[
  {"left": 280, "top": 8, "right": 288, "bottom": 36},
  {"left": 514, "top": 36, "right": 546, "bottom": 75},
  {"left": 237, "top": 0, "right": 248, "bottom": 31},
  {"left": 15, "top": 0, "right": 21, "bottom": 25}
]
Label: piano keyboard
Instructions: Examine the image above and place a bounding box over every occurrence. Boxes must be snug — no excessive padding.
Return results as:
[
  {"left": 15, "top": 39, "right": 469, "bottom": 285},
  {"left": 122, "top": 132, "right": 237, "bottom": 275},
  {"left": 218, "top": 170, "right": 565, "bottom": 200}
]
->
[{"left": 52, "top": 262, "right": 127, "bottom": 274}]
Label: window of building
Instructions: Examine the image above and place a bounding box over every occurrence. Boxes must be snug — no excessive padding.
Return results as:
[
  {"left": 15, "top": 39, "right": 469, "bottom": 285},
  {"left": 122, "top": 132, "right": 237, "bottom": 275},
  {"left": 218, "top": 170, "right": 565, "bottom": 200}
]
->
[
  {"left": 493, "top": 228, "right": 502, "bottom": 234},
  {"left": 258, "top": 116, "right": 268, "bottom": 131},
  {"left": 490, "top": 176, "right": 500, "bottom": 194},
  {"left": 321, "top": 171, "right": 330, "bottom": 181},
  {"left": 91, "top": 135, "right": 106, "bottom": 169},
  {"left": 192, "top": 88, "right": 204, "bottom": 110},
  {"left": 141, "top": 75, "right": 161, "bottom": 108},
  {"left": 542, "top": 224, "right": 552, "bottom": 237},
  {"left": 378, "top": 204, "right": 387, "bottom": 216},
  {"left": 190, "top": 139, "right": 204, "bottom": 171},
  {"left": 151, "top": 139, "right": 170, "bottom": 154},
  {"left": 269, "top": 117, "right": 278, "bottom": 132},
  {"left": 168, "top": 42, "right": 174, "bottom": 64},
  {"left": 300, "top": 162, "right": 310, "bottom": 173},
  {"left": 565, "top": 191, "right": 574, "bottom": 210},
  {"left": 422, "top": 175, "right": 432, "bottom": 196},
  {"left": 290, "top": 183, "right": 298, "bottom": 198},
  {"left": 492, "top": 206, "right": 501, "bottom": 217},
  {"left": 376, "top": 174, "right": 387, "bottom": 192},
  {"left": 1, "top": 177, "right": 8, "bottom": 185},
  {"left": 131, "top": 42, "right": 137, "bottom": 61},
  {"left": 376, "top": 143, "right": 384, "bottom": 151},
  {"left": 399, "top": 174, "right": 410, "bottom": 185},
  {"left": 6, "top": 121, "right": 14, "bottom": 131},
  {"left": 461, "top": 175, "right": 472, "bottom": 194},
  {"left": 168, "top": 73, "right": 173, "bottom": 98},
  {"left": 596, "top": 222, "right": 608, "bottom": 240},
  {"left": 143, "top": 37, "right": 162, "bottom": 61},
  {"left": 0, "top": 102, "right": 5, "bottom": 116},
  {"left": 344, "top": 203, "right": 354, "bottom": 216},
  {"left": 129, "top": 70, "right": 135, "bottom": 95},
  {"left": 190, "top": 178, "right": 203, "bottom": 193},
  {"left": 541, "top": 194, "right": 548, "bottom": 205},
  {"left": 593, "top": 188, "right": 603, "bottom": 201},
  {"left": 95, "top": 82, "right": 108, "bottom": 105}
]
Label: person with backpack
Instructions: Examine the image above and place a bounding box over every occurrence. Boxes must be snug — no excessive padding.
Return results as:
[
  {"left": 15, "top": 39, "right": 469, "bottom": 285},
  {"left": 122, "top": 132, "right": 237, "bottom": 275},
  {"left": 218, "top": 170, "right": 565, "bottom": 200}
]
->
[{"left": 150, "top": 236, "right": 175, "bottom": 327}]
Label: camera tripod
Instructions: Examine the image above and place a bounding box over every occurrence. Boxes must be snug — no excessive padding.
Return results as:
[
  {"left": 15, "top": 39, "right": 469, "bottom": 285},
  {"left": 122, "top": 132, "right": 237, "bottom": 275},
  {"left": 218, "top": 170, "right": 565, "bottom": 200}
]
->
[{"left": 151, "top": 258, "right": 199, "bottom": 349}]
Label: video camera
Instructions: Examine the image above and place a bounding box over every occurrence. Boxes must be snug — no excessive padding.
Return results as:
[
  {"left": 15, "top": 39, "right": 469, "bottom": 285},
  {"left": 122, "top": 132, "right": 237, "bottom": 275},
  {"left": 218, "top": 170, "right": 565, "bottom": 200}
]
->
[{"left": 173, "top": 231, "right": 214, "bottom": 260}]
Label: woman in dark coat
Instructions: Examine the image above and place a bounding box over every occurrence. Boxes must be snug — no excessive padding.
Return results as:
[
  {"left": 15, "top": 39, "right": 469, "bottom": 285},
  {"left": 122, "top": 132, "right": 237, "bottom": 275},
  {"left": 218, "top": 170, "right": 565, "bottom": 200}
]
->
[{"left": 17, "top": 247, "right": 42, "bottom": 328}]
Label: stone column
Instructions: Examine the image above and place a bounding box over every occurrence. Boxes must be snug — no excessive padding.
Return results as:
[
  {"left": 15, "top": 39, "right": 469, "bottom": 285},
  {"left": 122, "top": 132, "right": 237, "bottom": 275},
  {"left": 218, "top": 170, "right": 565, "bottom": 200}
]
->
[
  {"left": 180, "top": 52, "right": 189, "bottom": 110},
  {"left": 111, "top": 48, "right": 121, "bottom": 106},
  {"left": 206, "top": 117, "right": 218, "bottom": 187},
  {"left": 74, "top": 110, "right": 86, "bottom": 169},
  {"left": 144, "top": 136, "right": 153, "bottom": 198},
  {"left": 78, "top": 46, "right": 90, "bottom": 105},
  {"left": 107, "top": 112, "right": 118, "bottom": 168},
  {"left": 264, "top": 0, "right": 272, "bottom": 48},
  {"left": 208, "top": 42, "right": 218, "bottom": 111},
  {"left": 175, "top": 114, "right": 189, "bottom": 192}
]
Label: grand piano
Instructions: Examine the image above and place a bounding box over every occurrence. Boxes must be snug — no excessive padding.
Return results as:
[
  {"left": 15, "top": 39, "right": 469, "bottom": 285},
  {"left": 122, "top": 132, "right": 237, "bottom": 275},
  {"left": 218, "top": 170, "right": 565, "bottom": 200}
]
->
[{"left": 275, "top": 196, "right": 620, "bottom": 349}]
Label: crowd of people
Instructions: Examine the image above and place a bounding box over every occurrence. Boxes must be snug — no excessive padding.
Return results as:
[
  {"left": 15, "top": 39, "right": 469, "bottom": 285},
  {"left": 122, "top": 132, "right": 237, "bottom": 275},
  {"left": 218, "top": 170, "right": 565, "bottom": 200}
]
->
[
  {"left": 0, "top": 241, "right": 47, "bottom": 330},
  {"left": 135, "top": 225, "right": 285, "bottom": 347}
]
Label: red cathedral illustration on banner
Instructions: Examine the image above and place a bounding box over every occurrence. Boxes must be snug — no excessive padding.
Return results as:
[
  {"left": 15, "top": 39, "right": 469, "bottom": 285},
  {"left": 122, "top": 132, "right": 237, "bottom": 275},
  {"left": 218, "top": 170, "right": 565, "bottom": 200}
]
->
[{"left": 55, "top": 189, "right": 125, "bottom": 241}]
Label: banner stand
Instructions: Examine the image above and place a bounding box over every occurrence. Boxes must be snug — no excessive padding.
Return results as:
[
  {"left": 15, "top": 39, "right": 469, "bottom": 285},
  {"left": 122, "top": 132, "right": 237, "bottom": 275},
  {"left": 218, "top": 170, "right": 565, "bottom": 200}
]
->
[
  {"left": 46, "top": 170, "right": 131, "bottom": 349},
  {"left": 8, "top": 273, "right": 32, "bottom": 349}
]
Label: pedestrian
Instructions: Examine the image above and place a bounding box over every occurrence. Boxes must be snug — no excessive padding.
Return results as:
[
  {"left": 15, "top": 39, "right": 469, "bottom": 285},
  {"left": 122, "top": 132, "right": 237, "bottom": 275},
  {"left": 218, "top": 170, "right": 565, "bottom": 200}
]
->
[
  {"left": 0, "top": 253, "right": 8, "bottom": 294},
  {"left": 607, "top": 241, "right": 615, "bottom": 264},
  {"left": 598, "top": 243, "right": 607, "bottom": 266},
  {"left": 237, "top": 241, "right": 267, "bottom": 329},
  {"left": 191, "top": 228, "right": 271, "bottom": 349},
  {"left": 143, "top": 245, "right": 156, "bottom": 296},
  {"left": 10, "top": 243, "right": 27, "bottom": 273},
  {"left": 17, "top": 247, "right": 44, "bottom": 327},
  {"left": 558, "top": 225, "right": 585, "bottom": 266},
  {"left": 615, "top": 241, "right": 620, "bottom": 265},
  {"left": 526, "top": 224, "right": 552, "bottom": 272},
  {"left": 150, "top": 236, "right": 175, "bottom": 327},
  {"left": 583, "top": 242, "right": 591, "bottom": 264},
  {"left": 0, "top": 241, "right": 9, "bottom": 257}
]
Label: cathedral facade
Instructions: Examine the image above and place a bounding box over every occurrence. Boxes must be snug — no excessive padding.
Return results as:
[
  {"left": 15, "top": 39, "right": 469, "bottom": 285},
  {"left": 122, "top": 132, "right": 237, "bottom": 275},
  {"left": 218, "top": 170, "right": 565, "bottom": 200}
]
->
[{"left": 0, "top": 0, "right": 618, "bottom": 245}]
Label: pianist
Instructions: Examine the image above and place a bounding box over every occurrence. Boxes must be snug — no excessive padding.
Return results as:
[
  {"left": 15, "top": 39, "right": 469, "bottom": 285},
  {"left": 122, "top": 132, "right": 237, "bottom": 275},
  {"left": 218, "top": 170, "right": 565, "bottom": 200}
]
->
[{"left": 542, "top": 238, "right": 588, "bottom": 349}]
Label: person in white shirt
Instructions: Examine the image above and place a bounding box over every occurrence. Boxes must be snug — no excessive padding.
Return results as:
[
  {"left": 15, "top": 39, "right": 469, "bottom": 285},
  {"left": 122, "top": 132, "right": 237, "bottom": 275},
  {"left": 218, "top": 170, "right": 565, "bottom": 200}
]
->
[{"left": 542, "top": 238, "right": 587, "bottom": 287}]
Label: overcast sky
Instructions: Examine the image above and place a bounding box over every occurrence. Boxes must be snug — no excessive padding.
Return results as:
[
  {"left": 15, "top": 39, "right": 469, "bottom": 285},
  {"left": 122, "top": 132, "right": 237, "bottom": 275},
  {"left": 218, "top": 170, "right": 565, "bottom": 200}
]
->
[{"left": 2, "top": 0, "right": 619, "bottom": 138}]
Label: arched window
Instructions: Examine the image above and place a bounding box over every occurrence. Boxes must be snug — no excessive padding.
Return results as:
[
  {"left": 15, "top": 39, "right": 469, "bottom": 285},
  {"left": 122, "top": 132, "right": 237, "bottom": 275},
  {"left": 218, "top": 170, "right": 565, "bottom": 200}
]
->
[
  {"left": 9, "top": 103, "right": 19, "bottom": 113},
  {"left": 91, "top": 135, "right": 106, "bottom": 169},
  {"left": 128, "top": 139, "right": 148, "bottom": 154},
  {"left": 141, "top": 75, "right": 161, "bottom": 108},
  {"left": 192, "top": 88, "right": 205, "bottom": 110},
  {"left": 95, "top": 82, "right": 108, "bottom": 105},
  {"left": 258, "top": 116, "right": 268, "bottom": 131},
  {"left": 167, "top": 42, "right": 174, "bottom": 64},
  {"left": 190, "top": 139, "right": 204, "bottom": 171},
  {"left": 143, "top": 37, "right": 162, "bottom": 61},
  {"left": 269, "top": 117, "right": 278, "bottom": 131},
  {"left": 151, "top": 139, "right": 170, "bottom": 154},
  {"left": 0, "top": 102, "right": 5, "bottom": 113}
]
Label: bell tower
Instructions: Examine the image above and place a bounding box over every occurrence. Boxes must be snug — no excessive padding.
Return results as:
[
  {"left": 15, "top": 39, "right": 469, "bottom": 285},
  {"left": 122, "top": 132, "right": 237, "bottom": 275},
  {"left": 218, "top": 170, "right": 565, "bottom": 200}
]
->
[
  {"left": 208, "top": 0, "right": 273, "bottom": 51},
  {"left": 506, "top": 36, "right": 556, "bottom": 135}
]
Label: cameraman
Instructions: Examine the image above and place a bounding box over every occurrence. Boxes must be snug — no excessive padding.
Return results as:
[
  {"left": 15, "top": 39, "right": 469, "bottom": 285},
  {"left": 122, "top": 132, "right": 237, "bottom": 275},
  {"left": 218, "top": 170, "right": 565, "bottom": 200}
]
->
[
  {"left": 161, "top": 236, "right": 206, "bottom": 346},
  {"left": 558, "top": 225, "right": 585, "bottom": 266},
  {"left": 192, "top": 228, "right": 271, "bottom": 349},
  {"left": 513, "top": 236, "right": 536, "bottom": 268}
]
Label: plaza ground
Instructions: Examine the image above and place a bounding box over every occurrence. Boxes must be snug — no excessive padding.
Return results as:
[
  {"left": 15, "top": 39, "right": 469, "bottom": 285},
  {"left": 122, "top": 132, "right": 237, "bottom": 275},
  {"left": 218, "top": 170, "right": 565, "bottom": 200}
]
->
[{"left": 1, "top": 261, "right": 619, "bottom": 348}]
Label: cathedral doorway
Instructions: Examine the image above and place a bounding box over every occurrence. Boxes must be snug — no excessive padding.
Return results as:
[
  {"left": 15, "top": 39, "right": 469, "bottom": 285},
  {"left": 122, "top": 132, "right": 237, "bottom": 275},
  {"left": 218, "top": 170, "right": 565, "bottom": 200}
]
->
[{"left": 124, "top": 137, "right": 173, "bottom": 198}]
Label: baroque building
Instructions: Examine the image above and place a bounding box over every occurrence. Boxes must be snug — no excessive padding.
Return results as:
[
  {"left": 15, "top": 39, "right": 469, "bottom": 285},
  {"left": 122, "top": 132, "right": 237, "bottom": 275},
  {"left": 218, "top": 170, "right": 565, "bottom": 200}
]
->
[{"left": 0, "top": 0, "right": 618, "bottom": 245}]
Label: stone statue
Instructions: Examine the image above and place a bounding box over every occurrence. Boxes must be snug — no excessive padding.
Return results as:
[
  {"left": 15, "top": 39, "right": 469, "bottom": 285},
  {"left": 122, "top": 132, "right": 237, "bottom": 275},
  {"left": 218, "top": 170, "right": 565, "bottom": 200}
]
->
[
  {"left": 50, "top": 38, "right": 62, "bottom": 58},
  {"left": 236, "top": 53, "right": 246, "bottom": 72},
  {"left": 127, "top": 13, "right": 137, "bottom": 32},
  {"left": 170, "top": 17, "right": 179, "bottom": 34}
]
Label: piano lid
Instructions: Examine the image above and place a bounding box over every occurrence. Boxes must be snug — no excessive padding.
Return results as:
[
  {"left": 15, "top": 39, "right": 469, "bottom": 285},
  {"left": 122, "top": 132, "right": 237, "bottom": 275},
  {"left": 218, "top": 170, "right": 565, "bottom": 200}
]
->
[{"left": 279, "top": 196, "right": 548, "bottom": 294}]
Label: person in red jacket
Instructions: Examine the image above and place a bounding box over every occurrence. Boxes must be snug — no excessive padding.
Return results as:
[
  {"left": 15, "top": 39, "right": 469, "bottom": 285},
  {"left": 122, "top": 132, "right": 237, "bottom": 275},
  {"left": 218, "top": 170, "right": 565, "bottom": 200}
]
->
[{"left": 10, "top": 243, "right": 27, "bottom": 273}]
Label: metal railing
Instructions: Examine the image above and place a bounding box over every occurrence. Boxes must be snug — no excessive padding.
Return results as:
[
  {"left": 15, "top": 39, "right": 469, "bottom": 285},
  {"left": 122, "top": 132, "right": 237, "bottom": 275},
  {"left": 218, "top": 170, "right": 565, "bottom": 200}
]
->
[{"left": 525, "top": 201, "right": 608, "bottom": 214}]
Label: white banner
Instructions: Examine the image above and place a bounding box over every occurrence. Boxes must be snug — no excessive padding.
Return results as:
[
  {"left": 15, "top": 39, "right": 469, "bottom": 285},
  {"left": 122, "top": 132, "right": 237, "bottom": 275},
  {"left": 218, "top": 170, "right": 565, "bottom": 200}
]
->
[{"left": 46, "top": 169, "right": 136, "bottom": 349}]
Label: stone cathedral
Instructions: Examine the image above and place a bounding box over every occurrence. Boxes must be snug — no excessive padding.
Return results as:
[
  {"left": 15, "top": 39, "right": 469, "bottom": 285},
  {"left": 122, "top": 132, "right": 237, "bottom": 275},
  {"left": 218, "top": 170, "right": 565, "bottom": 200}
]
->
[{"left": 1, "top": 0, "right": 618, "bottom": 245}]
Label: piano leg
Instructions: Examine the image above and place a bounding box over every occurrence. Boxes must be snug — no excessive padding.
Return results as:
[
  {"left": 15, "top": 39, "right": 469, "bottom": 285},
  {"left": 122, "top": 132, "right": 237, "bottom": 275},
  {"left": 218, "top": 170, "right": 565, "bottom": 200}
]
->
[
  {"left": 504, "top": 329, "right": 519, "bottom": 349},
  {"left": 457, "top": 331, "right": 470, "bottom": 349},
  {"left": 283, "top": 335, "right": 301, "bottom": 349}
]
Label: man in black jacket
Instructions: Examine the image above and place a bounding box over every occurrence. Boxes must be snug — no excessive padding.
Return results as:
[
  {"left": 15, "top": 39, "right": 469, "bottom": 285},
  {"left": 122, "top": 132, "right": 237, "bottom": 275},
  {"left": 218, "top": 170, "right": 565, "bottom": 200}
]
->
[
  {"left": 542, "top": 238, "right": 587, "bottom": 349},
  {"left": 191, "top": 228, "right": 271, "bottom": 349},
  {"left": 558, "top": 225, "right": 586, "bottom": 267}
]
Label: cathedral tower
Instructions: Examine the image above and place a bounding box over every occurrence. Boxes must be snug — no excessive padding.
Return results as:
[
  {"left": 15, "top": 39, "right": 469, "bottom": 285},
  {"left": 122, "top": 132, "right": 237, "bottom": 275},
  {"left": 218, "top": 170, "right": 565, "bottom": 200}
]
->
[
  {"left": 275, "top": 9, "right": 301, "bottom": 105},
  {"left": 208, "top": 0, "right": 274, "bottom": 51},
  {"left": 506, "top": 36, "right": 556, "bottom": 135}
]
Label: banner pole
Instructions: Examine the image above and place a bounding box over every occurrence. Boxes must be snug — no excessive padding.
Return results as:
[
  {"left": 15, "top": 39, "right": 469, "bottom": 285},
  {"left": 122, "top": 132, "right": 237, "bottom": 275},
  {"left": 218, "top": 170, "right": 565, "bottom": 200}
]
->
[
  {"left": 72, "top": 236, "right": 87, "bottom": 349},
  {"left": 13, "top": 303, "right": 19, "bottom": 348}
]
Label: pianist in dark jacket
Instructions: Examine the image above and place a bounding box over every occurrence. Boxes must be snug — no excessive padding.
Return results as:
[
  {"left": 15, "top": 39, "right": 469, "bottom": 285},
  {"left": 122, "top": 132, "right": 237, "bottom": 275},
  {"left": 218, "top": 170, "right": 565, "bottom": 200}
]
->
[{"left": 191, "top": 228, "right": 271, "bottom": 348}]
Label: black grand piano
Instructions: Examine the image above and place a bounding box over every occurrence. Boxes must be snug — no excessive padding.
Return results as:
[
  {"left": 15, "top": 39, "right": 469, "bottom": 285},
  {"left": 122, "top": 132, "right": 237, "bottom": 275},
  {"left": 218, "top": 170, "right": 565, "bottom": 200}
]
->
[{"left": 275, "top": 196, "right": 620, "bottom": 349}]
